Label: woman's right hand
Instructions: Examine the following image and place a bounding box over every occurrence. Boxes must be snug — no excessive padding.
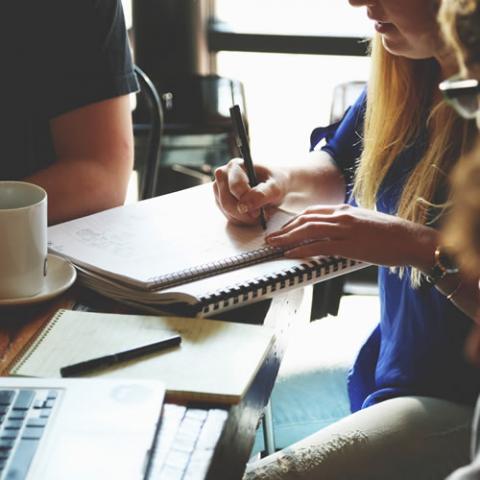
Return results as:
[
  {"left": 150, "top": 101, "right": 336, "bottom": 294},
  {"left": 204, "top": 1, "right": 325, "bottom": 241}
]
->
[{"left": 213, "top": 158, "right": 289, "bottom": 226}]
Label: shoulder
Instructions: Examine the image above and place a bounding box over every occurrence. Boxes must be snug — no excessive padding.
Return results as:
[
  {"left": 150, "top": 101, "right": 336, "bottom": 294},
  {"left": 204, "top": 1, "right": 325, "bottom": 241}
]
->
[{"left": 37, "top": 0, "right": 138, "bottom": 119}]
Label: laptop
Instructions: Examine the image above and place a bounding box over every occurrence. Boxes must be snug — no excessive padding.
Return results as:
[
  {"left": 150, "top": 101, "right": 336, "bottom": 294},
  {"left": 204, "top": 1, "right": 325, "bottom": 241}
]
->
[{"left": 0, "top": 377, "right": 228, "bottom": 480}]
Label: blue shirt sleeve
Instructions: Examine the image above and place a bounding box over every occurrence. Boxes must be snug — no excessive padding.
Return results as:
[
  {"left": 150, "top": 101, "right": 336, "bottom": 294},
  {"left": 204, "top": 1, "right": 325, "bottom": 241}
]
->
[{"left": 310, "top": 89, "right": 367, "bottom": 196}]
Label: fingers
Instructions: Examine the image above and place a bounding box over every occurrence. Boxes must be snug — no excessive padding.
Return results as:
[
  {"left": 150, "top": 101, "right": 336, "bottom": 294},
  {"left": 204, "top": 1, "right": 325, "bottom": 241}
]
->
[
  {"left": 237, "top": 178, "right": 284, "bottom": 212},
  {"left": 213, "top": 159, "right": 261, "bottom": 225},
  {"left": 213, "top": 158, "right": 281, "bottom": 225},
  {"left": 281, "top": 204, "right": 348, "bottom": 229},
  {"left": 225, "top": 158, "right": 251, "bottom": 200},
  {"left": 213, "top": 171, "right": 258, "bottom": 225},
  {"left": 271, "top": 211, "right": 346, "bottom": 239},
  {"left": 267, "top": 219, "right": 342, "bottom": 248},
  {"left": 283, "top": 239, "right": 348, "bottom": 258},
  {"left": 265, "top": 207, "right": 351, "bottom": 258}
]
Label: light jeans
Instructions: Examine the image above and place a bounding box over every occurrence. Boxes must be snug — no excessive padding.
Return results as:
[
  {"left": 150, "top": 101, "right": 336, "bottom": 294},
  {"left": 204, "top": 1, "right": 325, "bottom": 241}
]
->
[
  {"left": 447, "top": 396, "right": 480, "bottom": 480},
  {"left": 244, "top": 396, "right": 474, "bottom": 480}
]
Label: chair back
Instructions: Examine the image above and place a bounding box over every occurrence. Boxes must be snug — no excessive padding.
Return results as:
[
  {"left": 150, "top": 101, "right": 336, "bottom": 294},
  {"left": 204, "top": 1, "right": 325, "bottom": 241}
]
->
[
  {"left": 133, "top": 65, "right": 164, "bottom": 200},
  {"left": 330, "top": 81, "right": 366, "bottom": 123}
]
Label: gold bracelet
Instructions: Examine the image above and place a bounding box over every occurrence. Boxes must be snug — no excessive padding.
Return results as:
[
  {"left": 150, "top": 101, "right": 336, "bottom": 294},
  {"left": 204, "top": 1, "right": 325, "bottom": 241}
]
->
[{"left": 446, "top": 280, "right": 463, "bottom": 301}]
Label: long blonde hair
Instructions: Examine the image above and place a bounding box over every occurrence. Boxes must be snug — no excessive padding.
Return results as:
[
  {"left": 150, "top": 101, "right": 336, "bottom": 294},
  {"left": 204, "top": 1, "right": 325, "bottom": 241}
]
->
[{"left": 353, "top": 35, "right": 474, "bottom": 285}]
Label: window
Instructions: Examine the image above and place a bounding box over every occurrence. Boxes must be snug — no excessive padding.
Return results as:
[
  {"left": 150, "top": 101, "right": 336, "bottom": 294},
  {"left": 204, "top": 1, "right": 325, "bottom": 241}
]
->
[
  {"left": 214, "top": 2, "right": 372, "bottom": 164},
  {"left": 121, "top": 0, "right": 132, "bottom": 30},
  {"left": 214, "top": 0, "right": 372, "bottom": 37}
]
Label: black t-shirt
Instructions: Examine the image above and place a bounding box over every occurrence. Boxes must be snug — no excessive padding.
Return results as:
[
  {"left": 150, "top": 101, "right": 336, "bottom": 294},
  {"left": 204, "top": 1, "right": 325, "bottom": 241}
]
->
[{"left": 0, "top": 0, "right": 139, "bottom": 180}]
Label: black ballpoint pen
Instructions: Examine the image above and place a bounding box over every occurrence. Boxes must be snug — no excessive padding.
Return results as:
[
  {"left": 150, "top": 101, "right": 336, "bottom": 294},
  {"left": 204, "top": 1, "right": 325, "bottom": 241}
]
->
[
  {"left": 60, "top": 334, "right": 181, "bottom": 377},
  {"left": 229, "top": 105, "right": 267, "bottom": 230}
]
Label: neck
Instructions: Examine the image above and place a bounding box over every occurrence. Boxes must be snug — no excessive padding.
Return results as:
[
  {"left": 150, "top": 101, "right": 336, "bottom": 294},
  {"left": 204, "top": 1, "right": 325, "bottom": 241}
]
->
[{"left": 436, "top": 48, "right": 459, "bottom": 79}]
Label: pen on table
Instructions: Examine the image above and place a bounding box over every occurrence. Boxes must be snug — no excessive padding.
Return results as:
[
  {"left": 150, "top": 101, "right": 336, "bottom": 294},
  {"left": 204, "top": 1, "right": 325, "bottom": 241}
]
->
[
  {"left": 60, "top": 334, "right": 182, "bottom": 377},
  {"left": 229, "top": 104, "right": 267, "bottom": 230}
]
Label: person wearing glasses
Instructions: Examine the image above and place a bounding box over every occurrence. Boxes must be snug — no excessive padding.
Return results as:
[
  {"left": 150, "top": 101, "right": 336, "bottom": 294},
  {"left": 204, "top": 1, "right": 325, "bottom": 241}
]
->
[
  {"left": 1, "top": 0, "right": 138, "bottom": 224},
  {"left": 214, "top": 0, "right": 480, "bottom": 478},
  {"left": 438, "top": 1, "right": 480, "bottom": 478}
]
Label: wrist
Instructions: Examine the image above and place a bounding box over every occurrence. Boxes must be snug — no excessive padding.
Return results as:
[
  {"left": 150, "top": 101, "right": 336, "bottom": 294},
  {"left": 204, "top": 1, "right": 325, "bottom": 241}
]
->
[{"left": 403, "top": 223, "right": 439, "bottom": 272}]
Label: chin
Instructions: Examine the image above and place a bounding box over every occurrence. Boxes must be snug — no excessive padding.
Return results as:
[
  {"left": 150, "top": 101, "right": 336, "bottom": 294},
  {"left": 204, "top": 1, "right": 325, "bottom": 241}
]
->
[{"left": 381, "top": 35, "right": 432, "bottom": 60}]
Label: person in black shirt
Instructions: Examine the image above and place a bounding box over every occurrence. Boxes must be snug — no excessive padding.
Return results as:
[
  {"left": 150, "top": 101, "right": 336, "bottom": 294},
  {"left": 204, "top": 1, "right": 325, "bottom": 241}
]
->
[{"left": 1, "top": 0, "right": 139, "bottom": 224}]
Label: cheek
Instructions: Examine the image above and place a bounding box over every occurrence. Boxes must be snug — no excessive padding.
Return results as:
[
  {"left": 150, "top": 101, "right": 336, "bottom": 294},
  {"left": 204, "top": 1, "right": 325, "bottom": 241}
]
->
[{"left": 386, "top": 0, "right": 437, "bottom": 34}]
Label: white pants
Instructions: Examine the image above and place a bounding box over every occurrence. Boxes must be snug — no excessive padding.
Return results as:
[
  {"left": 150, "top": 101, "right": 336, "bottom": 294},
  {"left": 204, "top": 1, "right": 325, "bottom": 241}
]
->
[
  {"left": 244, "top": 396, "right": 474, "bottom": 480},
  {"left": 447, "top": 396, "right": 480, "bottom": 480}
]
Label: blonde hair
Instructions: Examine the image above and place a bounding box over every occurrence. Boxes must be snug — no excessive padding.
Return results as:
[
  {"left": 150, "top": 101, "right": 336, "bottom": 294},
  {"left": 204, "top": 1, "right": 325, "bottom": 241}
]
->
[
  {"left": 353, "top": 35, "right": 474, "bottom": 286},
  {"left": 443, "top": 141, "right": 480, "bottom": 277},
  {"left": 439, "top": 0, "right": 480, "bottom": 69},
  {"left": 439, "top": 0, "right": 480, "bottom": 277}
]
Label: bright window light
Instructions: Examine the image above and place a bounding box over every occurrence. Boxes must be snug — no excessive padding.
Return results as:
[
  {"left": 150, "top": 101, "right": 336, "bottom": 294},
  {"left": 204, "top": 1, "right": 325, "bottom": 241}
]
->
[
  {"left": 121, "top": 0, "right": 132, "bottom": 29},
  {"left": 217, "top": 52, "right": 370, "bottom": 165},
  {"left": 215, "top": 2, "right": 372, "bottom": 164},
  {"left": 214, "top": 0, "right": 373, "bottom": 37}
]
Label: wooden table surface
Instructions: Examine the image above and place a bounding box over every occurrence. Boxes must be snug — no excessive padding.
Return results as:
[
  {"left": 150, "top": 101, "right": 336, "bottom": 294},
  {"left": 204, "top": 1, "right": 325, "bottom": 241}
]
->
[{"left": 0, "top": 285, "right": 312, "bottom": 480}]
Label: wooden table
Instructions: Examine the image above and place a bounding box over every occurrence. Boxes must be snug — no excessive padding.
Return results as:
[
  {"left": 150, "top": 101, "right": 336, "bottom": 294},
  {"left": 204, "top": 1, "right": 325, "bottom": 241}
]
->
[{"left": 0, "top": 285, "right": 312, "bottom": 480}]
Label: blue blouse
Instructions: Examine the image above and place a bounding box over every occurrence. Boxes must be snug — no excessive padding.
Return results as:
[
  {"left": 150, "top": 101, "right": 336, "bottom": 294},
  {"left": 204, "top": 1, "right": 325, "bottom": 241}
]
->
[{"left": 311, "top": 91, "right": 480, "bottom": 412}]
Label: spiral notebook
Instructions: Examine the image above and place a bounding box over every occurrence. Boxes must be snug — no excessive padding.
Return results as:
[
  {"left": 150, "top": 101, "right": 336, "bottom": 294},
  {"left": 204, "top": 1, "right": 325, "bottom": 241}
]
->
[
  {"left": 48, "top": 184, "right": 367, "bottom": 316},
  {"left": 9, "top": 309, "right": 275, "bottom": 405}
]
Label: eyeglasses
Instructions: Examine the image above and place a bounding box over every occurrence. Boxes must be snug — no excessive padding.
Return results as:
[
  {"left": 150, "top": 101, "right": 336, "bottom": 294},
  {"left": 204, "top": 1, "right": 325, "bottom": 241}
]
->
[{"left": 439, "top": 74, "right": 480, "bottom": 119}]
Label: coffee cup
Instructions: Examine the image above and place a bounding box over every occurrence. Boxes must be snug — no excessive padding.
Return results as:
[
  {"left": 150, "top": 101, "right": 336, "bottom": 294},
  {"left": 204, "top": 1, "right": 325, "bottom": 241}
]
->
[{"left": 0, "top": 181, "right": 48, "bottom": 299}]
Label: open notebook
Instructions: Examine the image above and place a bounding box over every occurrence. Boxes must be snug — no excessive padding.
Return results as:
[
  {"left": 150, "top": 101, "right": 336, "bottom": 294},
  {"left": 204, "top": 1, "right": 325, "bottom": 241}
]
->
[
  {"left": 48, "top": 184, "right": 367, "bottom": 316},
  {"left": 8, "top": 309, "right": 275, "bottom": 405}
]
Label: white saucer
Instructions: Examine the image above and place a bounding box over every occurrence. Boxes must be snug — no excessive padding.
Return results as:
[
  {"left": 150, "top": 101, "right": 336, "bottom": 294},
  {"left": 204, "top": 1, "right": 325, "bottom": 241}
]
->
[{"left": 0, "top": 254, "right": 77, "bottom": 306}]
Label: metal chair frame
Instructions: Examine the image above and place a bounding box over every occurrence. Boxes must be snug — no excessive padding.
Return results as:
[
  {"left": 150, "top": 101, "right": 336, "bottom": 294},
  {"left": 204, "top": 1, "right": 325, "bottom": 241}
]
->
[{"left": 133, "top": 65, "right": 164, "bottom": 200}]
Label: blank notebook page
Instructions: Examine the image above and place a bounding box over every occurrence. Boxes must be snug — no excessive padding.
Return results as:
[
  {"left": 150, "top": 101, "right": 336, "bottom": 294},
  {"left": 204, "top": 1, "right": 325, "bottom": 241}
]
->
[{"left": 10, "top": 309, "right": 275, "bottom": 404}]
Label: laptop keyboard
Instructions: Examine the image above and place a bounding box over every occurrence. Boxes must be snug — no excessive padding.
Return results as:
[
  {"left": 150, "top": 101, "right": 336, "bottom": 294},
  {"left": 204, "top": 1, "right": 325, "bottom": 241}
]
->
[
  {"left": 148, "top": 404, "right": 228, "bottom": 480},
  {"left": 0, "top": 388, "right": 58, "bottom": 480},
  {"left": 0, "top": 388, "right": 227, "bottom": 480}
]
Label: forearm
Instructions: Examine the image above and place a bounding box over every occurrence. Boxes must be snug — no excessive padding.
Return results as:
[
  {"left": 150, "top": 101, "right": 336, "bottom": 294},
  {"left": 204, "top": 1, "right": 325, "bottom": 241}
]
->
[
  {"left": 280, "top": 151, "right": 346, "bottom": 211},
  {"left": 26, "top": 157, "right": 132, "bottom": 225}
]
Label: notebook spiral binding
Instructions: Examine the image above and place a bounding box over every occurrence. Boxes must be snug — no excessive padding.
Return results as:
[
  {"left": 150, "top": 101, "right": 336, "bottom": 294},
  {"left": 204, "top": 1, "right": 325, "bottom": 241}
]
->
[
  {"left": 9, "top": 309, "right": 64, "bottom": 374},
  {"left": 198, "top": 256, "right": 363, "bottom": 316},
  {"left": 146, "top": 246, "right": 284, "bottom": 291}
]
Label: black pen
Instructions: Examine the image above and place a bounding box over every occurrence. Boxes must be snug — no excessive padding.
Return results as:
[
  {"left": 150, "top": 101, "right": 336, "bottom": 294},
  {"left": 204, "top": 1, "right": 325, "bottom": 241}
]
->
[
  {"left": 229, "top": 105, "right": 267, "bottom": 230},
  {"left": 60, "top": 334, "right": 182, "bottom": 377}
]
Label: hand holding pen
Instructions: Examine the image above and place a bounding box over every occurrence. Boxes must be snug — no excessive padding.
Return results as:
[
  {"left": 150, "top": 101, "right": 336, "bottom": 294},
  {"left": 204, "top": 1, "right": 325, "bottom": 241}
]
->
[{"left": 229, "top": 105, "right": 267, "bottom": 230}]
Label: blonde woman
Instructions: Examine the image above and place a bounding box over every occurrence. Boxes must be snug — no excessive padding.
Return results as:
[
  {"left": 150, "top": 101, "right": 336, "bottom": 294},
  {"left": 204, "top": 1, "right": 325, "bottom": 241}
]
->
[{"left": 214, "top": 0, "right": 480, "bottom": 478}]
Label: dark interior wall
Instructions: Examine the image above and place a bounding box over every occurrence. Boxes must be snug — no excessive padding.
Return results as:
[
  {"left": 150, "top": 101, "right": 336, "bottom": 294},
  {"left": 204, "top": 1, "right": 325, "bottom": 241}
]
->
[{"left": 132, "top": 0, "right": 214, "bottom": 89}]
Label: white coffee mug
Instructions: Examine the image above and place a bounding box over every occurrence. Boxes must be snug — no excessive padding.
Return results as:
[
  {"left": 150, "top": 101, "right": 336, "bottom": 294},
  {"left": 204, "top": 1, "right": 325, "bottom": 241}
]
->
[{"left": 0, "top": 181, "right": 48, "bottom": 299}]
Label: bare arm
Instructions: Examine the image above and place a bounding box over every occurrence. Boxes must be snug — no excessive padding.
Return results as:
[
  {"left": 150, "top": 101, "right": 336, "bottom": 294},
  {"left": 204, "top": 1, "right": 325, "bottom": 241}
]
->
[
  {"left": 280, "top": 150, "right": 347, "bottom": 212},
  {"left": 26, "top": 95, "right": 134, "bottom": 225},
  {"left": 267, "top": 202, "right": 480, "bottom": 321}
]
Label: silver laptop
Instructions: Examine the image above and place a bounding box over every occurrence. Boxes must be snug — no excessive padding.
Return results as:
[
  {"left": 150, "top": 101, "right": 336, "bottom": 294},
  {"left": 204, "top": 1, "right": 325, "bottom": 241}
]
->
[
  {"left": 0, "top": 377, "right": 165, "bottom": 480},
  {"left": 0, "top": 377, "right": 228, "bottom": 480}
]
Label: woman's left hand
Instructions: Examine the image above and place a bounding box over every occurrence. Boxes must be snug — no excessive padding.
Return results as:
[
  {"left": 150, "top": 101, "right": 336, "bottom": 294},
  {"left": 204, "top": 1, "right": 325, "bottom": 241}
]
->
[{"left": 266, "top": 204, "right": 437, "bottom": 268}]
